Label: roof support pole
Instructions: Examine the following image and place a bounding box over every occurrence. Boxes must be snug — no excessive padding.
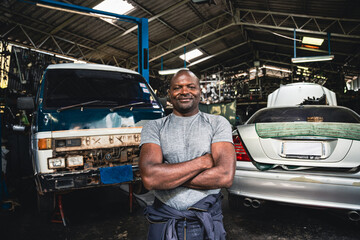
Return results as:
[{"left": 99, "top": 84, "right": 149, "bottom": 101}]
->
[
  {"left": 328, "top": 32, "right": 331, "bottom": 55},
  {"left": 138, "top": 18, "right": 149, "bottom": 82},
  {"left": 294, "top": 29, "right": 297, "bottom": 58},
  {"left": 184, "top": 47, "right": 187, "bottom": 68}
]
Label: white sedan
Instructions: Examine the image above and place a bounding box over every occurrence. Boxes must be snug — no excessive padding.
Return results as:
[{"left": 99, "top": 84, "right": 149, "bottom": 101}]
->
[{"left": 228, "top": 104, "right": 360, "bottom": 221}]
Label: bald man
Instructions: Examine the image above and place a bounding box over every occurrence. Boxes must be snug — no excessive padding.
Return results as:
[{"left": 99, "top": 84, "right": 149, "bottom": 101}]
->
[{"left": 140, "top": 70, "right": 236, "bottom": 240}]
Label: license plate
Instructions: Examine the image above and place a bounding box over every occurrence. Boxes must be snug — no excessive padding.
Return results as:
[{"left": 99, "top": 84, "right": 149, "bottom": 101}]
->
[
  {"left": 100, "top": 165, "right": 133, "bottom": 184},
  {"left": 281, "top": 142, "right": 323, "bottom": 157}
]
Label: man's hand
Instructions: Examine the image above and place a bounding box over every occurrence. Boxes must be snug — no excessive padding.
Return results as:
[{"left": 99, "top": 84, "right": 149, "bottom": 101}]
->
[
  {"left": 183, "top": 142, "right": 236, "bottom": 190},
  {"left": 201, "top": 153, "right": 215, "bottom": 169}
]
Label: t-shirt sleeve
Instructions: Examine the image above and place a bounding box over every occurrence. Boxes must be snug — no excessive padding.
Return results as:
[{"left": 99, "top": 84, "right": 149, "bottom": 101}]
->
[
  {"left": 140, "top": 120, "right": 161, "bottom": 147},
  {"left": 212, "top": 116, "right": 233, "bottom": 144}
]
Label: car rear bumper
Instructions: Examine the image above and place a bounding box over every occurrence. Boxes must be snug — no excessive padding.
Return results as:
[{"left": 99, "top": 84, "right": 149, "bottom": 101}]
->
[{"left": 228, "top": 168, "right": 360, "bottom": 211}]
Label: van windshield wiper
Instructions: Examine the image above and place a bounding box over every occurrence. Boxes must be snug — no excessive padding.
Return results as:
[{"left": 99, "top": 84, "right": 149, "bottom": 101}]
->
[
  {"left": 57, "top": 100, "right": 102, "bottom": 112},
  {"left": 110, "top": 102, "right": 146, "bottom": 112}
]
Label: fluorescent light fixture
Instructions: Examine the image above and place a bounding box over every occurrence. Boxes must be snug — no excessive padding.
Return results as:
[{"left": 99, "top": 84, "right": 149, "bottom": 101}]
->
[
  {"left": 94, "top": 0, "right": 134, "bottom": 15},
  {"left": 179, "top": 49, "right": 203, "bottom": 62},
  {"left": 158, "top": 68, "right": 189, "bottom": 75},
  {"left": 250, "top": 67, "right": 262, "bottom": 73},
  {"left": 55, "top": 54, "right": 86, "bottom": 63},
  {"left": 187, "top": 55, "right": 213, "bottom": 67},
  {"left": 302, "top": 37, "right": 324, "bottom": 46},
  {"left": 291, "top": 55, "right": 334, "bottom": 63},
  {"left": 9, "top": 43, "right": 86, "bottom": 63},
  {"left": 237, "top": 73, "right": 248, "bottom": 77},
  {"left": 263, "top": 65, "right": 292, "bottom": 73},
  {"left": 297, "top": 66, "right": 309, "bottom": 70}
]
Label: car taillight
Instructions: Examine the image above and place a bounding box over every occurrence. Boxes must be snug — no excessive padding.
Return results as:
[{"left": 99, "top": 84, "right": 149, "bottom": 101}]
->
[{"left": 232, "top": 135, "right": 251, "bottom": 162}]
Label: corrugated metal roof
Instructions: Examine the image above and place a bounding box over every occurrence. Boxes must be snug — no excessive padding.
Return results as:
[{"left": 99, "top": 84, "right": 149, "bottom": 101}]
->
[{"left": 1, "top": 0, "right": 360, "bottom": 79}]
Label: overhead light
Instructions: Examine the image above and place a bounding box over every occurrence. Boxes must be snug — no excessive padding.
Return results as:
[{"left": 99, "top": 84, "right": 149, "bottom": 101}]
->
[
  {"left": 179, "top": 49, "right": 203, "bottom": 62},
  {"left": 302, "top": 37, "right": 324, "bottom": 46},
  {"left": 302, "top": 44, "right": 319, "bottom": 49},
  {"left": 55, "top": 54, "right": 86, "bottom": 63},
  {"left": 263, "top": 65, "right": 292, "bottom": 73},
  {"left": 187, "top": 55, "right": 213, "bottom": 67},
  {"left": 93, "top": 0, "right": 134, "bottom": 15},
  {"left": 158, "top": 68, "right": 189, "bottom": 75},
  {"left": 191, "top": 0, "right": 216, "bottom": 4},
  {"left": 249, "top": 67, "right": 260, "bottom": 73},
  {"left": 9, "top": 43, "right": 86, "bottom": 63},
  {"left": 297, "top": 66, "right": 309, "bottom": 70},
  {"left": 291, "top": 55, "right": 334, "bottom": 63}
]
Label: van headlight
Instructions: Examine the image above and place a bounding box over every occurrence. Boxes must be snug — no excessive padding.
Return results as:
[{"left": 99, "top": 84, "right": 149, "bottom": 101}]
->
[
  {"left": 48, "top": 157, "right": 65, "bottom": 169},
  {"left": 67, "top": 155, "right": 84, "bottom": 167}
]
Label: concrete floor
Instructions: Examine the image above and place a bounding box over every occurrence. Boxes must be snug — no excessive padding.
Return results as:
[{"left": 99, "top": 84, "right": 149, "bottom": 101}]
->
[{"left": 1, "top": 179, "right": 359, "bottom": 240}]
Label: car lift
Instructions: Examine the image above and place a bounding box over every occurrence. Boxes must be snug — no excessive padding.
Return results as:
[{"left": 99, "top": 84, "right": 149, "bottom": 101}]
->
[
  {"left": 51, "top": 183, "right": 135, "bottom": 227},
  {"left": 21, "top": 0, "right": 150, "bottom": 82},
  {"left": 19, "top": 0, "right": 150, "bottom": 226},
  {"left": 51, "top": 194, "right": 67, "bottom": 226}
]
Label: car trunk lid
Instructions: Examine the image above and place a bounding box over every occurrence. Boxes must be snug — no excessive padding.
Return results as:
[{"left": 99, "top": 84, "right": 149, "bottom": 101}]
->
[{"left": 237, "top": 122, "right": 360, "bottom": 168}]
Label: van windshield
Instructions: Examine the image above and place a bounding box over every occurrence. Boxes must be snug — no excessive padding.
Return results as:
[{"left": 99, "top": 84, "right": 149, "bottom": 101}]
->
[{"left": 43, "top": 69, "right": 159, "bottom": 109}]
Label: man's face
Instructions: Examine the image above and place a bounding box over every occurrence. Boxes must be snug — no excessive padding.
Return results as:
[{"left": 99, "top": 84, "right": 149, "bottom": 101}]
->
[{"left": 169, "top": 72, "right": 201, "bottom": 116}]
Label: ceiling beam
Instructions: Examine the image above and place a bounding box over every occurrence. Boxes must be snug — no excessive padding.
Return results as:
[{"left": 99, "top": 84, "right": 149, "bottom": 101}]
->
[
  {"left": 121, "top": 0, "right": 191, "bottom": 37},
  {"left": 126, "top": 13, "right": 230, "bottom": 64},
  {"left": 252, "top": 39, "right": 353, "bottom": 56},
  {"left": 141, "top": 9, "right": 360, "bottom": 70},
  {"left": 151, "top": 33, "right": 234, "bottom": 69},
  {"left": 233, "top": 8, "right": 360, "bottom": 39},
  {"left": 200, "top": 52, "right": 253, "bottom": 72}
]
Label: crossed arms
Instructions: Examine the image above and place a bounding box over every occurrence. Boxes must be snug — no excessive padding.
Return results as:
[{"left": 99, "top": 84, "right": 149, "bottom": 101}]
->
[{"left": 139, "top": 142, "right": 236, "bottom": 191}]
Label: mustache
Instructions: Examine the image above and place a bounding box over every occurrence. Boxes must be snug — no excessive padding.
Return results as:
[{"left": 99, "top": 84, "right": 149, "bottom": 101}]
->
[{"left": 176, "top": 94, "right": 193, "bottom": 99}]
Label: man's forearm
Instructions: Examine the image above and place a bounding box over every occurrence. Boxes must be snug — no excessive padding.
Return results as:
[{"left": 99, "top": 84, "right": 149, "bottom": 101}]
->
[
  {"left": 142, "top": 159, "right": 208, "bottom": 190},
  {"left": 183, "top": 165, "right": 233, "bottom": 189},
  {"left": 183, "top": 142, "right": 236, "bottom": 190},
  {"left": 140, "top": 143, "right": 214, "bottom": 190}
]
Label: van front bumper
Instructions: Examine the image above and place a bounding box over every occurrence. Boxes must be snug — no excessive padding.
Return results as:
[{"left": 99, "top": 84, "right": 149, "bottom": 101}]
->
[{"left": 36, "top": 167, "right": 138, "bottom": 193}]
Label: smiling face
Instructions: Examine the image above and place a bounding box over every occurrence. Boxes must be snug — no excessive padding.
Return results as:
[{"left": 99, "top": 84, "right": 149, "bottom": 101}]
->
[{"left": 169, "top": 70, "right": 201, "bottom": 117}]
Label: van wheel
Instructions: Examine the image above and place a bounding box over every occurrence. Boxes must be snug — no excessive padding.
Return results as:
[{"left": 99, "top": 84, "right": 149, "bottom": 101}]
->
[{"left": 37, "top": 192, "right": 55, "bottom": 214}]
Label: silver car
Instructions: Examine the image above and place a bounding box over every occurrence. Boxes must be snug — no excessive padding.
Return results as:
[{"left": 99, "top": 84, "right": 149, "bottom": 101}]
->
[{"left": 228, "top": 105, "right": 360, "bottom": 221}]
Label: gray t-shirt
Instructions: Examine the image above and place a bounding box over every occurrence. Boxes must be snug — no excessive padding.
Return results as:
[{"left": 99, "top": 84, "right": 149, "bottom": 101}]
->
[{"left": 140, "top": 111, "right": 233, "bottom": 210}]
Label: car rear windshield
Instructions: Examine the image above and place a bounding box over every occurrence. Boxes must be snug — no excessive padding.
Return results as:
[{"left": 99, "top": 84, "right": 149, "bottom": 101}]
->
[
  {"left": 43, "top": 69, "right": 158, "bottom": 109},
  {"left": 247, "top": 106, "right": 360, "bottom": 124}
]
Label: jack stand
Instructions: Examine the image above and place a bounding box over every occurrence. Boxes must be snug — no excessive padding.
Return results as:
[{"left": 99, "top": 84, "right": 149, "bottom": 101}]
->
[{"left": 51, "top": 194, "right": 66, "bottom": 227}]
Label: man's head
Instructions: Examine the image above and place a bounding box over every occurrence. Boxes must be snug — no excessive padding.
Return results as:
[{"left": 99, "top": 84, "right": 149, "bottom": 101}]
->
[{"left": 168, "top": 69, "right": 201, "bottom": 117}]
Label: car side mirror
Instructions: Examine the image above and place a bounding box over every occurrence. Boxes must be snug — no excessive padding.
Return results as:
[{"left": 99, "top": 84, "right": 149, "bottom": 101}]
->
[{"left": 17, "top": 96, "right": 34, "bottom": 110}]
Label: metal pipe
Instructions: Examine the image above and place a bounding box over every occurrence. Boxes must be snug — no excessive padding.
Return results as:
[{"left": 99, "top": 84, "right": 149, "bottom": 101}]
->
[
  {"left": 251, "top": 199, "right": 260, "bottom": 208},
  {"left": 348, "top": 211, "right": 360, "bottom": 222},
  {"left": 251, "top": 199, "right": 263, "bottom": 209},
  {"left": 243, "top": 198, "right": 252, "bottom": 207}
]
